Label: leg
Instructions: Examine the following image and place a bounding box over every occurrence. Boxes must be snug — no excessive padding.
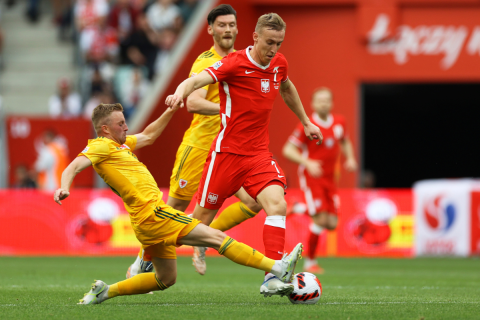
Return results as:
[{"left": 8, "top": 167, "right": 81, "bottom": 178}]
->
[
  {"left": 128, "top": 198, "right": 189, "bottom": 277},
  {"left": 128, "top": 142, "right": 203, "bottom": 277},
  {"left": 304, "top": 213, "right": 327, "bottom": 273},
  {"left": 79, "top": 246, "right": 178, "bottom": 305},
  {"left": 209, "top": 187, "right": 262, "bottom": 232},
  {"left": 191, "top": 203, "right": 218, "bottom": 226},
  {"left": 325, "top": 214, "right": 338, "bottom": 230},
  {"left": 167, "top": 196, "right": 191, "bottom": 212},
  {"left": 237, "top": 187, "right": 263, "bottom": 213},
  {"left": 256, "top": 184, "right": 287, "bottom": 264},
  {"left": 179, "top": 223, "right": 302, "bottom": 285}
]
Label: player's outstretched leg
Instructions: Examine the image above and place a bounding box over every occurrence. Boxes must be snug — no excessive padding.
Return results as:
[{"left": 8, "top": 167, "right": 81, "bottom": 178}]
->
[
  {"left": 193, "top": 192, "right": 262, "bottom": 275},
  {"left": 209, "top": 188, "right": 262, "bottom": 231},
  {"left": 79, "top": 258, "right": 176, "bottom": 305},
  {"left": 126, "top": 248, "right": 154, "bottom": 279},
  {"left": 180, "top": 223, "right": 303, "bottom": 297}
]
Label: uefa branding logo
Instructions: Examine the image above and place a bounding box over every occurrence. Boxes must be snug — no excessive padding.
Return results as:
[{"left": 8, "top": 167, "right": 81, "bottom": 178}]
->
[{"left": 423, "top": 196, "right": 456, "bottom": 233}]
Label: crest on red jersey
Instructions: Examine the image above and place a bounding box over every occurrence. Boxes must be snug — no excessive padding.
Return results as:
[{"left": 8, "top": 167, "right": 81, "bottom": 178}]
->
[
  {"left": 179, "top": 179, "right": 188, "bottom": 188},
  {"left": 207, "top": 192, "right": 218, "bottom": 204},
  {"left": 261, "top": 79, "right": 270, "bottom": 93}
]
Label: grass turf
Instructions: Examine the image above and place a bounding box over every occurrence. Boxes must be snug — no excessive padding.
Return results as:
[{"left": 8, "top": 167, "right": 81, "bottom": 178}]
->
[{"left": 0, "top": 256, "right": 479, "bottom": 319}]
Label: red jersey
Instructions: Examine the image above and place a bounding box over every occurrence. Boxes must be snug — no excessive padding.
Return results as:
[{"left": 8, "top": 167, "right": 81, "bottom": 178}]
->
[
  {"left": 288, "top": 113, "right": 347, "bottom": 178},
  {"left": 205, "top": 46, "right": 289, "bottom": 155}
]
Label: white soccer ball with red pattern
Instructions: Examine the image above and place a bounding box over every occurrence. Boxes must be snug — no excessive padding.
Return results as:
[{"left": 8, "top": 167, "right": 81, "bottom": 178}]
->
[{"left": 288, "top": 272, "right": 322, "bottom": 304}]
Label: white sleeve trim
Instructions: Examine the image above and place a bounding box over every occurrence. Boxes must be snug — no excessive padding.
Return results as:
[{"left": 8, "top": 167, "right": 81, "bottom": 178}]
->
[{"left": 206, "top": 68, "right": 218, "bottom": 83}]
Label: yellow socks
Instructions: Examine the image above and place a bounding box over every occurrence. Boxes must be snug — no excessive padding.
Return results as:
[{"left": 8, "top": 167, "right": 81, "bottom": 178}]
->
[
  {"left": 107, "top": 273, "right": 169, "bottom": 298},
  {"left": 210, "top": 202, "right": 259, "bottom": 231},
  {"left": 218, "top": 236, "right": 275, "bottom": 273}
]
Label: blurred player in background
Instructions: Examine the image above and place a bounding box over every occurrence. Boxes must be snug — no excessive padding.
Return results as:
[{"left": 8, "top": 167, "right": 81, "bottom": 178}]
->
[
  {"left": 165, "top": 13, "right": 322, "bottom": 297},
  {"left": 35, "top": 129, "right": 69, "bottom": 191},
  {"left": 126, "top": 4, "right": 264, "bottom": 278},
  {"left": 283, "top": 87, "right": 357, "bottom": 273},
  {"left": 54, "top": 103, "right": 303, "bottom": 304}
]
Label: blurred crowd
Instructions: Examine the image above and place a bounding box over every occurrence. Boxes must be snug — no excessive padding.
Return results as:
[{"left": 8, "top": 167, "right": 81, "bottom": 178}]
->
[{"left": 45, "top": 0, "right": 199, "bottom": 120}]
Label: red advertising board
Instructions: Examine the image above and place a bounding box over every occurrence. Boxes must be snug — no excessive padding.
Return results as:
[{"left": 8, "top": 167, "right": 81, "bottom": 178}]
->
[
  {"left": 0, "top": 188, "right": 413, "bottom": 257},
  {"left": 470, "top": 192, "right": 480, "bottom": 255}
]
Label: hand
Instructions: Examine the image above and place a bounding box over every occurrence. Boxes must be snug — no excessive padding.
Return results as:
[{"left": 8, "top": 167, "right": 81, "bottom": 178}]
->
[
  {"left": 304, "top": 121, "right": 323, "bottom": 145},
  {"left": 165, "top": 94, "right": 184, "bottom": 110},
  {"left": 54, "top": 188, "right": 70, "bottom": 205},
  {"left": 344, "top": 158, "right": 358, "bottom": 172},
  {"left": 305, "top": 159, "right": 322, "bottom": 178}
]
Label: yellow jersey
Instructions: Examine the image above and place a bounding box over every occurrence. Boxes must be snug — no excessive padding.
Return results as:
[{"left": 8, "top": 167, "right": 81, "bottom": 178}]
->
[
  {"left": 181, "top": 46, "right": 223, "bottom": 151},
  {"left": 79, "top": 135, "right": 162, "bottom": 224}
]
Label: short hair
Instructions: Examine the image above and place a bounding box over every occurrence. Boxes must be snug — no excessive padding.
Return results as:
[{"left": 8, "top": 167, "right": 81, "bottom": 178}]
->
[
  {"left": 207, "top": 4, "right": 236, "bottom": 25},
  {"left": 312, "top": 87, "right": 333, "bottom": 100},
  {"left": 92, "top": 103, "right": 123, "bottom": 132},
  {"left": 255, "top": 13, "right": 286, "bottom": 33}
]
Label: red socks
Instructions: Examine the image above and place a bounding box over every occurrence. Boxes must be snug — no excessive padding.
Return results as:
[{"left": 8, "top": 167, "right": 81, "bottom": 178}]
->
[
  {"left": 308, "top": 223, "right": 324, "bottom": 260},
  {"left": 263, "top": 216, "right": 286, "bottom": 275}
]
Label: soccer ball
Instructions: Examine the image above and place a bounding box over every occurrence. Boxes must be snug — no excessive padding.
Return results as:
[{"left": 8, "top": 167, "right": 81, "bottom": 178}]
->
[{"left": 288, "top": 272, "right": 322, "bottom": 304}]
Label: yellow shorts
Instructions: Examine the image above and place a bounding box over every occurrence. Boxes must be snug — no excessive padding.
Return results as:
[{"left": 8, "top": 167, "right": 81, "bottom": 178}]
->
[
  {"left": 132, "top": 201, "right": 201, "bottom": 259},
  {"left": 169, "top": 143, "right": 209, "bottom": 201}
]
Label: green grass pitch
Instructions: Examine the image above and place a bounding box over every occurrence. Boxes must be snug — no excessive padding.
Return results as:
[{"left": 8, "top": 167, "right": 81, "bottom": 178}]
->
[{"left": 0, "top": 256, "right": 479, "bottom": 319}]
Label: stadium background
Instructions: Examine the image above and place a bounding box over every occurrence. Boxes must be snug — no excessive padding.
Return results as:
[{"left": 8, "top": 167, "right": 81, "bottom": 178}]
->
[{"left": 0, "top": 0, "right": 479, "bottom": 258}]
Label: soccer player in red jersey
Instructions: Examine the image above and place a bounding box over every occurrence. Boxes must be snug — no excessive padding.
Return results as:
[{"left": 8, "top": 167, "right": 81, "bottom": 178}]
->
[
  {"left": 166, "top": 13, "right": 323, "bottom": 297},
  {"left": 283, "top": 87, "right": 357, "bottom": 274}
]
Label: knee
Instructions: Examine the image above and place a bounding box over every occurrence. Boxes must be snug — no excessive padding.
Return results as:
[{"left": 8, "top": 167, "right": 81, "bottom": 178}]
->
[
  {"left": 209, "top": 228, "right": 227, "bottom": 250},
  {"left": 245, "top": 200, "right": 262, "bottom": 213},
  {"left": 325, "top": 224, "right": 336, "bottom": 231},
  {"left": 154, "top": 273, "right": 177, "bottom": 289},
  {"left": 313, "top": 214, "right": 327, "bottom": 228},
  {"left": 163, "top": 278, "right": 176, "bottom": 288},
  {"left": 265, "top": 199, "right": 287, "bottom": 216},
  {"left": 326, "top": 219, "right": 338, "bottom": 230}
]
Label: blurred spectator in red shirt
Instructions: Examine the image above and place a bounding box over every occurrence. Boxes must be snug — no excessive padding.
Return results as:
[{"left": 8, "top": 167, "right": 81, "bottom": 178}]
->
[
  {"left": 74, "top": 0, "right": 109, "bottom": 33},
  {"left": 80, "top": 18, "right": 118, "bottom": 65},
  {"left": 109, "top": 0, "right": 140, "bottom": 43},
  {"left": 49, "top": 78, "right": 82, "bottom": 118},
  {"left": 132, "top": 0, "right": 149, "bottom": 11}
]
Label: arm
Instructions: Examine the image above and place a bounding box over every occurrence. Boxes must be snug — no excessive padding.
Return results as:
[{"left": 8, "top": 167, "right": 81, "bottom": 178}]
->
[
  {"left": 165, "top": 70, "right": 214, "bottom": 109},
  {"left": 135, "top": 107, "right": 178, "bottom": 150},
  {"left": 282, "top": 141, "right": 322, "bottom": 178},
  {"left": 186, "top": 88, "right": 220, "bottom": 115},
  {"left": 340, "top": 137, "right": 358, "bottom": 172},
  {"left": 280, "top": 79, "right": 323, "bottom": 145},
  {"left": 53, "top": 156, "right": 92, "bottom": 205}
]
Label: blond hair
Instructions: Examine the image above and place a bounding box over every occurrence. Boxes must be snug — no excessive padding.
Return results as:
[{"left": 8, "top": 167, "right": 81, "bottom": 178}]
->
[
  {"left": 312, "top": 87, "right": 333, "bottom": 100},
  {"left": 91, "top": 103, "right": 124, "bottom": 132},
  {"left": 255, "top": 13, "right": 286, "bottom": 33}
]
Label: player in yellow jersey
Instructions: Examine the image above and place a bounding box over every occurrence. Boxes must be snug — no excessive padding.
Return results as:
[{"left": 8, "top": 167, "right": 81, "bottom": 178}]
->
[
  {"left": 127, "top": 4, "right": 264, "bottom": 278},
  {"left": 53, "top": 103, "right": 303, "bottom": 304}
]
